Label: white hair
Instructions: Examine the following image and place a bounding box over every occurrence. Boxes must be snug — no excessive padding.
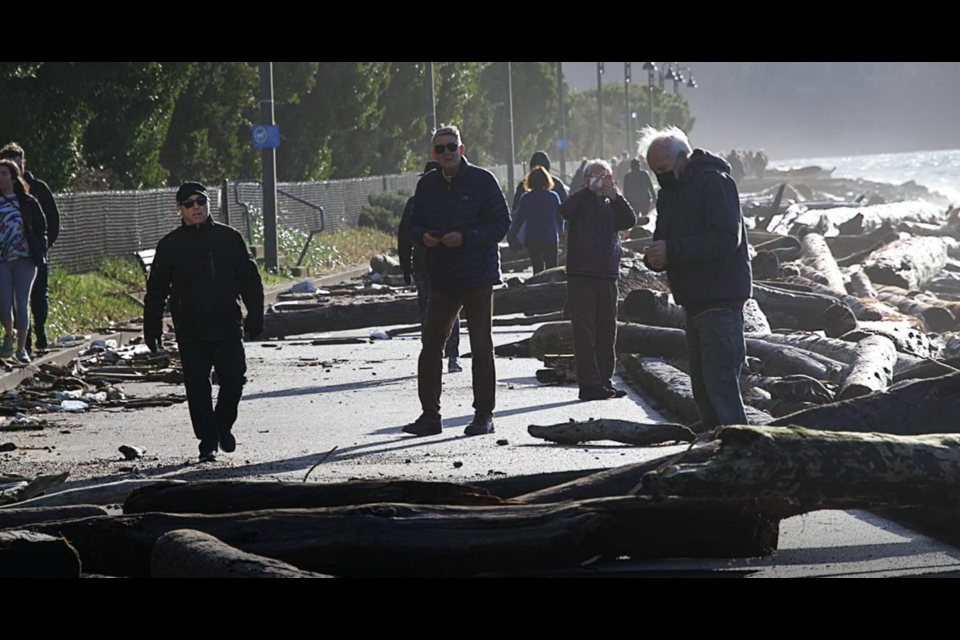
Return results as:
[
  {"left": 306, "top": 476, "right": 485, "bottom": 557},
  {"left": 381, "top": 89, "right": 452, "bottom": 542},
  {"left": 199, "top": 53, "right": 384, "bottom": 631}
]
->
[
  {"left": 583, "top": 159, "right": 613, "bottom": 179},
  {"left": 637, "top": 126, "right": 692, "bottom": 161}
]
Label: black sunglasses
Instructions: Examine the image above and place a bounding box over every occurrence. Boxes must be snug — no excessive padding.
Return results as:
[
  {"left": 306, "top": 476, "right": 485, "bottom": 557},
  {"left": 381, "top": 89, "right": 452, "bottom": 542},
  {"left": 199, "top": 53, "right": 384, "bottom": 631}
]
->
[
  {"left": 434, "top": 143, "right": 460, "bottom": 155},
  {"left": 180, "top": 197, "right": 208, "bottom": 208}
]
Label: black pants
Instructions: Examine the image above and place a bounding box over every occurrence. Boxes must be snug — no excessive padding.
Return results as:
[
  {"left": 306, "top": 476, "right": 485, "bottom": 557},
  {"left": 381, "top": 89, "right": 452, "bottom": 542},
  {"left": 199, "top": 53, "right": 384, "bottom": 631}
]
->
[
  {"left": 526, "top": 242, "right": 559, "bottom": 275},
  {"left": 568, "top": 276, "right": 619, "bottom": 390},
  {"left": 179, "top": 339, "right": 247, "bottom": 454},
  {"left": 29, "top": 263, "right": 48, "bottom": 350}
]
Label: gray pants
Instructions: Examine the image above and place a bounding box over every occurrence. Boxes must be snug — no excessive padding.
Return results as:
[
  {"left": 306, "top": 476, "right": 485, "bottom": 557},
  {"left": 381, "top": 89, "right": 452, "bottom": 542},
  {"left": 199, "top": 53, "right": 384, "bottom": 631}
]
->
[
  {"left": 568, "top": 276, "right": 619, "bottom": 390},
  {"left": 684, "top": 306, "right": 748, "bottom": 429},
  {"left": 0, "top": 258, "right": 37, "bottom": 333}
]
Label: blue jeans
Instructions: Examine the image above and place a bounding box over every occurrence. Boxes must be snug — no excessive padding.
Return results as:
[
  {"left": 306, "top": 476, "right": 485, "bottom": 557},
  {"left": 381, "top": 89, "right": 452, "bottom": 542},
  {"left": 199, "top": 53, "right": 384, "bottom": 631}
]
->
[
  {"left": 416, "top": 273, "right": 460, "bottom": 359},
  {"left": 685, "top": 306, "right": 748, "bottom": 429}
]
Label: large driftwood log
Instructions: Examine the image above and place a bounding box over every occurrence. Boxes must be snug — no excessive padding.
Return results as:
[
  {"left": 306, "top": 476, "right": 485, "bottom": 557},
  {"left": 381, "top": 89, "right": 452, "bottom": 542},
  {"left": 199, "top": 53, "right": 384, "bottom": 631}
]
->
[
  {"left": 620, "top": 355, "right": 773, "bottom": 430},
  {"left": 125, "top": 480, "right": 505, "bottom": 516},
  {"left": 643, "top": 426, "right": 960, "bottom": 512},
  {"left": 262, "top": 283, "right": 569, "bottom": 339},
  {"left": 1, "top": 480, "right": 187, "bottom": 510},
  {"left": 151, "top": 530, "right": 334, "bottom": 579},
  {"left": 31, "top": 498, "right": 780, "bottom": 578},
  {"left": 754, "top": 332, "right": 925, "bottom": 377},
  {"left": 864, "top": 236, "right": 951, "bottom": 291},
  {"left": 527, "top": 419, "right": 695, "bottom": 447},
  {"left": 742, "top": 375, "right": 836, "bottom": 405},
  {"left": 753, "top": 283, "right": 857, "bottom": 335},
  {"left": 0, "top": 531, "right": 81, "bottom": 578},
  {"left": 533, "top": 322, "right": 847, "bottom": 382},
  {"left": 800, "top": 231, "right": 846, "bottom": 294},
  {"left": 771, "top": 372, "right": 960, "bottom": 435},
  {"left": 783, "top": 275, "right": 902, "bottom": 323},
  {"left": 837, "top": 335, "right": 898, "bottom": 400},
  {"left": 874, "top": 286, "right": 958, "bottom": 333},
  {"left": 825, "top": 224, "right": 897, "bottom": 259},
  {"left": 469, "top": 470, "right": 606, "bottom": 500},
  {"left": 847, "top": 269, "right": 879, "bottom": 299},
  {"left": 623, "top": 291, "right": 770, "bottom": 334},
  {"left": 843, "top": 322, "right": 933, "bottom": 359},
  {"left": 0, "top": 506, "right": 109, "bottom": 531},
  {"left": 0, "top": 473, "right": 70, "bottom": 507},
  {"left": 835, "top": 232, "right": 902, "bottom": 268}
]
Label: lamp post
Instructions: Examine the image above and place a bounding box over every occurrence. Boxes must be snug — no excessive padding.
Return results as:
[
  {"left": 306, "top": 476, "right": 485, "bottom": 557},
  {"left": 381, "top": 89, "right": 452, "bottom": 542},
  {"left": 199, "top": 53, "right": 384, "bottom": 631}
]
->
[
  {"left": 557, "top": 61, "right": 567, "bottom": 177},
  {"left": 659, "top": 62, "right": 681, "bottom": 90},
  {"left": 643, "top": 62, "right": 657, "bottom": 129},
  {"left": 258, "top": 61, "right": 278, "bottom": 273},
  {"left": 506, "top": 61, "right": 516, "bottom": 199},
  {"left": 425, "top": 62, "right": 437, "bottom": 140},
  {"left": 624, "top": 62, "right": 632, "bottom": 156},
  {"left": 673, "top": 67, "right": 698, "bottom": 94},
  {"left": 597, "top": 62, "right": 605, "bottom": 159}
]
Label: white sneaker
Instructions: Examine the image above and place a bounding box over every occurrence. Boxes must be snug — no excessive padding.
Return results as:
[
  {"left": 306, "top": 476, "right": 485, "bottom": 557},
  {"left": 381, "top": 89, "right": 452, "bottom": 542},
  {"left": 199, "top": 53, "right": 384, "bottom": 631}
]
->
[{"left": 14, "top": 349, "right": 30, "bottom": 365}]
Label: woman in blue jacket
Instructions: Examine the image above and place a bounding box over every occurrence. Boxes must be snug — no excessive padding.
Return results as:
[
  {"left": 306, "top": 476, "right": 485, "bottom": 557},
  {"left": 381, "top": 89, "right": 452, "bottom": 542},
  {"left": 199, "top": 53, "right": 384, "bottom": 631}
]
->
[{"left": 508, "top": 167, "right": 563, "bottom": 274}]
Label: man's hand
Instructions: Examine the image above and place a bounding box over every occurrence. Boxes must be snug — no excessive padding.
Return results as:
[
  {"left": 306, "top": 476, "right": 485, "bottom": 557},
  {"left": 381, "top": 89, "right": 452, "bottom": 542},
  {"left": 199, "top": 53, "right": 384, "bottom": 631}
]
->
[
  {"left": 244, "top": 317, "right": 264, "bottom": 342},
  {"left": 403, "top": 269, "right": 413, "bottom": 286},
  {"left": 145, "top": 333, "right": 160, "bottom": 354},
  {"left": 645, "top": 240, "right": 669, "bottom": 269},
  {"left": 441, "top": 232, "right": 463, "bottom": 248},
  {"left": 423, "top": 233, "right": 441, "bottom": 248},
  {"left": 598, "top": 183, "right": 620, "bottom": 201}
]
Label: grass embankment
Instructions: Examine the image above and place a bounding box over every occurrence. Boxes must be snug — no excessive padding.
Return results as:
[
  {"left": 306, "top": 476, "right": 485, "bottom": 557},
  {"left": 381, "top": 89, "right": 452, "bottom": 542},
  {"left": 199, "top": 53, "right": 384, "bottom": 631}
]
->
[{"left": 46, "top": 227, "right": 395, "bottom": 340}]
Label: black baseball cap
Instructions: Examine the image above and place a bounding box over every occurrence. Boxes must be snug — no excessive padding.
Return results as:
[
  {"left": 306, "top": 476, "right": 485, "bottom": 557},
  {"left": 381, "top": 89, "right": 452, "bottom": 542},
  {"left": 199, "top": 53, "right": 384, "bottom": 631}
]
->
[{"left": 176, "top": 182, "right": 208, "bottom": 203}]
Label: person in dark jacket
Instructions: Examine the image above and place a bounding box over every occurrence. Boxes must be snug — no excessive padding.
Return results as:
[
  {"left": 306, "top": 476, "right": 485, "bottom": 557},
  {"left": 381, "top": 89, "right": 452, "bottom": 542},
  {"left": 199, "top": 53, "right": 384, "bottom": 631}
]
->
[
  {"left": 511, "top": 151, "right": 568, "bottom": 210},
  {"left": 398, "top": 161, "right": 461, "bottom": 373},
  {"left": 560, "top": 159, "right": 637, "bottom": 402},
  {"left": 0, "top": 159, "right": 46, "bottom": 364},
  {"left": 143, "top": 182, "right": 264, "bottom": 463},
  {"left": 622, "top": 158, "right": 656, "bottom": 216},
  {"left": 642, "top": 127, "right": 752, "bottom": 429},
  {"left": 508, "top": 167, "right": 562, "bottom": 274},
  {"left": 1, "top": 143, "right": 60, "bottom": 352},
  {"left": 404, "top": 126, "right": 511, "bottom": 438}
]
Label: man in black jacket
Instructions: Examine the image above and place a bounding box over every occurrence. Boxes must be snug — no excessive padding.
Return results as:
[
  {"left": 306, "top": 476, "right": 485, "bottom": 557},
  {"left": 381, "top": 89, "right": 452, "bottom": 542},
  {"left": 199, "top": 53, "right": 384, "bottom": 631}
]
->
[
  {"left": 143, "top": 182, "right": 264, "bottom": 462},
  {"left": 560, "top": 160, "right": 637, "bottom": 401},
  {"left": 642, "top": 128, "right": 752, "bottom": 429},
  {"left": 0, "top": 143, "right": 61, "bottom": 352},
  {"left": 404, "top": 126, "right": 511, "bottom": 437},
  {"left": 398, "top": 161, "right": 461, "bottom": 373}
]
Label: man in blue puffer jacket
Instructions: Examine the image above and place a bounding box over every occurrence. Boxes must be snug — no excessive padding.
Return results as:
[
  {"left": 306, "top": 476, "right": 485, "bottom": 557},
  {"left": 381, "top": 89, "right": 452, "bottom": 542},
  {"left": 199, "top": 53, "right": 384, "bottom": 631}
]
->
[{"left": 404, "top": 126, "right": 511, "bottom": 437}]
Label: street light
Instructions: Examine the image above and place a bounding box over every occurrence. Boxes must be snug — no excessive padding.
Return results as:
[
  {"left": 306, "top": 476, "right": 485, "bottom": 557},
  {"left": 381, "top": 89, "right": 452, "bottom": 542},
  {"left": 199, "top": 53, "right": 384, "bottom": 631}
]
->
[
  {"left": 624, "top": 62, "right": 632, "bottom": 156},
  {"left": 643, "top": 62, "right": 657, "bottom": 129},
  {"left": 673, "top": 67, "right": 698, "bottom": 94},
  {"left": 659, "top": 62, "right": 681, "bottom": 90},
  {"left": 597, "top": 62, "right": 605, "bottom": 159}
]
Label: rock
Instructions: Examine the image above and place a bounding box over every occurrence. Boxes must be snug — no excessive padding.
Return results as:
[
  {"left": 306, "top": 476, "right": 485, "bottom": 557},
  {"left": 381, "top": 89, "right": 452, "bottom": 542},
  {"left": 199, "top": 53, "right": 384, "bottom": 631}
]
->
[
  {"left": 496, "top": 440, "right": 510, "bottom": 447},
  {"left": 0, "top": 443, "right": 16, "bottom": 452},
  {"left": 453, "top": 462, "right": 464, "bottom": 469},
  {"left": 119, "top": 446, "right": 146, "bottom": 461}
]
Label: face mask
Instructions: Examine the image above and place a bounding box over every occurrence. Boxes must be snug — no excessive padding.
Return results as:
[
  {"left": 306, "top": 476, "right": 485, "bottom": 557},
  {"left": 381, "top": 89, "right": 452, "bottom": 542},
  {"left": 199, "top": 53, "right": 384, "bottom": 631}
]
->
[{"left": 656, "top": 170, "right": 680, "bottom": 191}]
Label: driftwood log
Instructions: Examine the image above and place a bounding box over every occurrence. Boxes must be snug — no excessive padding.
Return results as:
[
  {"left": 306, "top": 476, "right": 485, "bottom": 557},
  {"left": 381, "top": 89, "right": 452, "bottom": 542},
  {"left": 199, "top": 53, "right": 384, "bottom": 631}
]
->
[
  {"left": 623, "top": 292, "right": 770, "bottom": 334},
  {"left": 30, "top": 498, "right": 780, "bottom": 578},
  {"left": 826, "top": 225, "right": 897, "bottom": 259},
  {"left": 643, "top": 426, "right": 960, "bottom": 512},
  {"left": 771, "top": 372, "right": 960, "bottom": 435},
  {"left": 864, "top": 236, "right": 951, "bottom": 291},
  {"left": 0, "top": 506, "right": 109, "bottom": 531},
  {"left": 837, "top": 335, "right": 898, "bottom": 400},
  {"left": 800, "top": 231, "right": 846, "bottom": 294},
  {"left": 2, "top": 480, "right": 186, "bottom": 510},
  {"left": 125, "top": 480, "right": 505, "bottom": 516},
  {"left": 151, "top": 530, "right": 334, "bottom": 579},
  {"left": 755, "top": 332, "right": 925, "bottom": 377},
  {"left": 527, "top": 419, "right": 695, "bottom": 447},
  {"left": 0, "top": 531, "right": 81, "bottom": 578},
  {"left": 874, "top": 286, "right": 958, "bottom": 333},
  {"left": 753, "top": 283, "right": 857, "bottom": 335}
]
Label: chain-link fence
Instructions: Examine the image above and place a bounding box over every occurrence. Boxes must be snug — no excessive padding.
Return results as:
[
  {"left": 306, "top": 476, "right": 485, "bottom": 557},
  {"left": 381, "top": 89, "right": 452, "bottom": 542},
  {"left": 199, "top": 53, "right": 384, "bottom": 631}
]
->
[{"left": 47, "top": 163, "right": 528, "bottom": 273}]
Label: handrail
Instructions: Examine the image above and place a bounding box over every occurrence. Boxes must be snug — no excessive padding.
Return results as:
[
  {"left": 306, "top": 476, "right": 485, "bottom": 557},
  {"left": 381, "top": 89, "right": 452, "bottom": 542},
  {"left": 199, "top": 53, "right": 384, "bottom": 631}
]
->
[{"left": 231, "top": 180, "right": 326, "bottom": 267}]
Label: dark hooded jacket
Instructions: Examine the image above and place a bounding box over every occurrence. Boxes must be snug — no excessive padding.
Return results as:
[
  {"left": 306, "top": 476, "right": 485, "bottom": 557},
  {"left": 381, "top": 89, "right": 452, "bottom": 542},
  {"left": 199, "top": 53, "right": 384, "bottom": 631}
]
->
[
  {"left": 144, "top": 216, "right": 264, "bottom": 343},
  {"left": 646, "top": 149, "right": 752, "bottom": 308},
  {"left": 512, "top": 151, "right": 569, "bottom": 209},
  {"left": 409, "top": 158, "right": 511, "bottom": 293},
  {"left": 560, "top": 187, "right": 637, "bottom": 280}
]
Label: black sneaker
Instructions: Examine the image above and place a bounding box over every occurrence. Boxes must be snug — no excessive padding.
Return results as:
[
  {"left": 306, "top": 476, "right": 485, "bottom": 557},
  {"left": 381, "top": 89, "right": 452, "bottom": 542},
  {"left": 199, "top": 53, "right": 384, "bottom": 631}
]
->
[
  {"left": 198, "top": 451, "right": 218, "bottom": 464},
  {"left": 464, "top": 414, "right": 495, "bottom": 437},
  {"left": 402, "top": 415, "right": 443, "bottom": 437},
  {"left": 605, "top": 386, "right": 629, "bottom": 399},
  {"left": 579, "top": 385, "right": 616, "bottom": 402},
  {"left": 219, "top": 431, "right": 237, "bottom": 453}
]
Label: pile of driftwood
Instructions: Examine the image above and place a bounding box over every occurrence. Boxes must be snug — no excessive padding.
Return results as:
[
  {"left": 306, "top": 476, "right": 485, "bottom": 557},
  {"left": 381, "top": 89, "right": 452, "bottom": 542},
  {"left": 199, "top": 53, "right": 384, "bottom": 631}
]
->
[
  {"left": 1, "top": 344, "right": 187, "bottom": 426},
  {"left": 4, "top": 424, "right": 960, "bottom": 577}
]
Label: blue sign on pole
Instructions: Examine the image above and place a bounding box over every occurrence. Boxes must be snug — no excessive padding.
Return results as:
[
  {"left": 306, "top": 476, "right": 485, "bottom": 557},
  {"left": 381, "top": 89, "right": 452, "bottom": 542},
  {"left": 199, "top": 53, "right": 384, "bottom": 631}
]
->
[
  {"left": 555, "top": 138, "right": 570, "bottom": 152},
  {"left": 252, "top": 125, "right": 281, "bottom": 149}
]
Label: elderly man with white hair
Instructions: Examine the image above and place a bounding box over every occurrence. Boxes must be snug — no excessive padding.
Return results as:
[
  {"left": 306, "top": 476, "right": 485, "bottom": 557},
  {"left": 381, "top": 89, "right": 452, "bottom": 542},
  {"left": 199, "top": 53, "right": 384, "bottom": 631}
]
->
[
  {"left": 640, "top": 126, "right": 752, "bottom": 429},
  {"left": 559, "top": 159, "right": 637, "bottom": 402}
]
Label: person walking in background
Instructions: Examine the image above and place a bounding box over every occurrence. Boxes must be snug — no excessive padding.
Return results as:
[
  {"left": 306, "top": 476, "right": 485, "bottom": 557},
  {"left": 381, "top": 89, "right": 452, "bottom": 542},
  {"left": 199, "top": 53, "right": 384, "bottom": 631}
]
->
[
  {"left": 143, "top": 182, "right": 264, "bottom": 463},
  {"left": 508, "top": 166, "right": 562, "bottom": 274},
  {"left": 0, "top": 143, "right": 60, "bottom": 353},
  {"left": 641, "top": 127, "right": 752, "bottom": 430},
  {"left": 623, "top": 157, "right": 656, "bottom": 216},
  {"left": 0, "top": 160, "right": 46, "bottom": 364},
  {"left": 404, "top": 125, "right": 511, "bottom": 437},
  {"left": 512, "top": 151, "right": 568, "bottom": 210},
  {"left": 560, "top": 159, "right": 637, "bottom": 402},
  {"left": 398, "top": 161, "right": 462, "bottom": 374}
]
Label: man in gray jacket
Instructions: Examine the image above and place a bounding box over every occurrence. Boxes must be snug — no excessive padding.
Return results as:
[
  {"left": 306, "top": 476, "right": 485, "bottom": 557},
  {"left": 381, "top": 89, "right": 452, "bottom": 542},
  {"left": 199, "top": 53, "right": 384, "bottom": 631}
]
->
[
  {"left": 559, "top": 160, "right": 637, "bottom": 401},
  {"left": 641, "top": 127, "right": 752, "bottom": 429}
]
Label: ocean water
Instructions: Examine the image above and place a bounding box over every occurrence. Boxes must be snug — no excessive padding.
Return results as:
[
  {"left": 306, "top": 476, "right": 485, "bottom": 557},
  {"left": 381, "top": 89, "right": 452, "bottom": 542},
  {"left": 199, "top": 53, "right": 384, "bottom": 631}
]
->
[{"left": 774, "top": 149, "right": 960, "bottom": 205}]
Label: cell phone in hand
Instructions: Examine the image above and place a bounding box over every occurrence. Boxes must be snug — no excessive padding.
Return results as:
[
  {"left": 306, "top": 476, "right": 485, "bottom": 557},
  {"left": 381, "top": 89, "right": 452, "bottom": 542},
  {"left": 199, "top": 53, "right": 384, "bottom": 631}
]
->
[{"left": 429, "top": 231, "right": 445, "bottom": 239}]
